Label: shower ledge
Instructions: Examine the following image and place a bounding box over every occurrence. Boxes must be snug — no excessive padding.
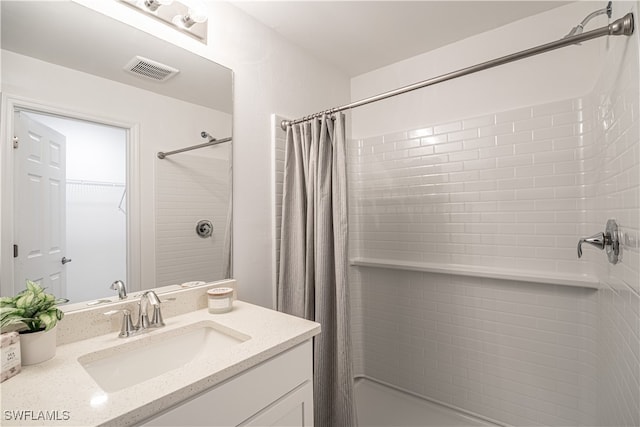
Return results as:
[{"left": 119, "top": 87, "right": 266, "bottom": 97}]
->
[{"left": 350, "top": 258, "right": 600, "bottom": 289}]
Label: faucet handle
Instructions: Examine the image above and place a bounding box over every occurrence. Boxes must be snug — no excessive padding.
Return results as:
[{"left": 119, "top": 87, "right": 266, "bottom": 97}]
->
[
  {"left": 577, "top": 232, "right": 606, "bottom": 258},
  {"left": 577, "top": 219, "right": 621, "bottom": 264},
  {"left": 150, "top": 305, "right": 165, "bottom": 328},
  {"left": 104, "top": 309, "right": 136, "bottom": 338},
  {"left": 135, "top": 300, "right": 150, "bottom": 330},
  {"left": 137, "top": 291, "right": 163, "bottom": 330},
  {"left": 145, "top": 291, "right": 166, "bottom": 328}
]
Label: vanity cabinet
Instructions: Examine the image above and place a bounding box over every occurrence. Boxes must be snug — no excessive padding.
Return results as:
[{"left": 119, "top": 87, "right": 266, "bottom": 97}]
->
[{"left": 140, "top": 340, "right": 314, "bottom": 426}]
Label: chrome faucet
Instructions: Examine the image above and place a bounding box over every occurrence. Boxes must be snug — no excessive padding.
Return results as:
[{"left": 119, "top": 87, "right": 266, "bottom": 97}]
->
[
  {"left": 105, "top": 290, "right": 166, "bottom": 338},
  {"left": 136, "top": 291, "right": 165, "bottom": 330},
  {"left": 110, "top": 280, "right": 128, "bottom": 300}
]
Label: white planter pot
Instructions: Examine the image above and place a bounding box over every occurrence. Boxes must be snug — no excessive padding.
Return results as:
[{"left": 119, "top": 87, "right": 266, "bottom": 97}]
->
[{"left": 19, "top": 326, "right": 57, "bottom": 366}]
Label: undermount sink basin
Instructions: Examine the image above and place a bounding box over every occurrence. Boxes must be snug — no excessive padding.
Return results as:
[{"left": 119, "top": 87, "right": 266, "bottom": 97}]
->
[{"left": 78, "top": 321, "right": 250, "bottom": 393}]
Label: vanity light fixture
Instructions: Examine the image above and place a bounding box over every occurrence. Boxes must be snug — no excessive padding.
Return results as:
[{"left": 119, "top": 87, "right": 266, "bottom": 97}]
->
[{"left": 119, "top": 0, "right": 208, "bottom": 42}]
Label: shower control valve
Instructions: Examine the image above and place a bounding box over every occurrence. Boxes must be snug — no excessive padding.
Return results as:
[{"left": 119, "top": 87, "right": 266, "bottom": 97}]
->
[{"left": 577, "top": 219, "right": 620, "bottom": 264}]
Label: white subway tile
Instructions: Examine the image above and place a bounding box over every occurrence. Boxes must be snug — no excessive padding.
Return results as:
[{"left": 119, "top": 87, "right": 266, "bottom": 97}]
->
[
  {"left": 553, "top": 135, "right": 585, "bottom": 150},
  {"left": 479, "top": 145, "right": 514, "bottom": 159},
  {"left": 434, "top": 141, "right": 463, "bottom": 154},
  {"left": 434, "top": 121, "right": 462, "bottom": 135},
  {"left": 394, "top": 139, "right": 421, "bottom": 150},
  {"left": 464, "top": 180, "right": 497, "bottom": 192},
  {"left": 514, "top": 116, "right": 553, "bottom": 132},
  {"left": 498, "top": 177, "right": 534, "bottom": 190},
  {"left": 535, "top": 174, "right": 576, "bottom": 188},
  {"left": 448, "top": 150, "right": 479, "bottom": 162},
  {"left": 447, "top": 128, "right": 478, "bottom": 142},
  {"left": 496, "top": 200, "right": 534, "bottom": 211},
  {"left": 421, "top": 134, "right": 448, "bottom": 145},
  {"left": 514, "top": 140, "right": 554, "bottom": 155},
  {"left": 463, "top": 158, "right": 496, "bottom": 171},
  {"left": 533, "top": 125, "right": 574, "bottom": 141},
  {"left": 408, "top": 127, "right": 433, "bottom": 139},
  {"left": 383, "top": 130, "right": 408, "bottom": 143},
  {"left": 516, "top": 164, "right": 554, "bottom": 178},
  {"left": 496, "top": 107, "right": 533, "bottom": 124},
  {"left": 479, "top": 122, "right": 514, "bottom": 137},
  {"left": 408, "top": 145, "right": 434, "bottom": 157},
  {"left": 532, "top": 99, "right": 575, "bottom": 117},
  {"left": 496, "top": 131, "right": 533, "bottom": 146},
  {"left": 533, "top": 150, "right": 575, "bottom": 164},
  {"left": 497, "top": 154, "right": 533, "bottom": 168},
  {"left": 463, "top": 115, "right": 495, "bottom": 129},
  {"left": 477, "top": 169, "right": 514, "bottom": 182},
  {"left": 463, "top": 136, "right": 496, "bottom": 150},
  {"left": 449, "top": 171, "right": 479, "bottom": 183},
  {"left": 553, "top": 111, "right": 584, "bottom": 126}
]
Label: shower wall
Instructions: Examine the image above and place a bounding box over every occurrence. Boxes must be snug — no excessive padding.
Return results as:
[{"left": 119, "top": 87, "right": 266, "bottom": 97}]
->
[
  {"left": 155, "top": 153, "right": 231, "bottom": 287},
  {"left": 348, "top": 1, "right": 639, "bottom": 426},
  {"left": 348, "top": 97, "right": 602, "bottom": 426},
  {"left": 588, "top": 11, "right": 640, "bottom": 424}
]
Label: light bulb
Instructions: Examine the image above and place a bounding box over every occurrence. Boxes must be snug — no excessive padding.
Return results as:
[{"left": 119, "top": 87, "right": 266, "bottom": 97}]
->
[
  {"left": 144, "top": 0, "right": 173, "bottom": 12},
  {"left": 172, "top": 5, "right": 207, "bottom": 29},
  {"left": 183, "top": 8, "right": 207, "bottom": 26}
]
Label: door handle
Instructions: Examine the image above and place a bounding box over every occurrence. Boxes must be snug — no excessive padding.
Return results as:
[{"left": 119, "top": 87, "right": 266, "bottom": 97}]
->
[{"left": 61, "top": 256, "right": 72, "bottom": 265}]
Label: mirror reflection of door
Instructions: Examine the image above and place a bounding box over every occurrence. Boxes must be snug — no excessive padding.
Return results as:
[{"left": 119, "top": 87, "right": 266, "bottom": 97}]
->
[
  {"left": 13, "top": 111, "right": 67, "bottom": 298},
  {"left": 13, "top": 110, "right": 127, "bottom": 303}
]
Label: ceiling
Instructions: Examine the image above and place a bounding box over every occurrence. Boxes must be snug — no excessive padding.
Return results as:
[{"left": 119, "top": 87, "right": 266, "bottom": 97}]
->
[
  {"left": 1, "top": 1, "right": 233, "bottom": 113},
  {"left": 232, "top": 1, "right": 572, "bottom": 76}
]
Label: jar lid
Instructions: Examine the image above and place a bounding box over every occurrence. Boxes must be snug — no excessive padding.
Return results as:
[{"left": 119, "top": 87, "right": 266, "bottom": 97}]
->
[{"left": 207, "top": 287, "right": 234, "bottom": 297}]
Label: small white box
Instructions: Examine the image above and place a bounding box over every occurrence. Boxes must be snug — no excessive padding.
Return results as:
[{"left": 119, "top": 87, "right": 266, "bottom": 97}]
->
[{"left": 1, "top": 332, "right": 21, "bottom": 382}]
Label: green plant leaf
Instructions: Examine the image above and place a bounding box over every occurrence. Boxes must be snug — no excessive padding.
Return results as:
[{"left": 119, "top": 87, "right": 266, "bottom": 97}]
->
[
  {"left": 0, "top": 297, "right": 15, "bottom": 307},
  {"left": 0, "top": 307, "right": 30, "bottom": 331},
  {"left": 0, "top": 306, "right": 24, "bottom": 320},
  {"left": 38, "top": 311, "right": 57, "bottom": 331},
  {"left": 15, "top": 290, "right": 36, "bottom": 309},
  {"left": 3, "top": 280, "right": 65, "bottom": 333},
  {"left": 25, "top": 280, "right": 43, "bottom": 296}
]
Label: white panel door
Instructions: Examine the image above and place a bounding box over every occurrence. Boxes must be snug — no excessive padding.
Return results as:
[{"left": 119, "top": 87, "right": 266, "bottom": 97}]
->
[{"left": 13, "top": 111, "right": 67, "bottom": 298}]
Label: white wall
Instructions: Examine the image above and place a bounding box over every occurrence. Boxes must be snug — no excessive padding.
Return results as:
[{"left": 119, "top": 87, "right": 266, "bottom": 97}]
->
[
  {"left": 66, "top": 0, "right": 350, "bottom": 308},
  {"left": 348, "top": 1, "right": 639, "bottom": 425}
]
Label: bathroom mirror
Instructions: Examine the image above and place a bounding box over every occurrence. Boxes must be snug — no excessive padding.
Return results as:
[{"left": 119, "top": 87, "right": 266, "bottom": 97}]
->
[{"left": 0, "top": 1, "right": 233, "bottom": 308}]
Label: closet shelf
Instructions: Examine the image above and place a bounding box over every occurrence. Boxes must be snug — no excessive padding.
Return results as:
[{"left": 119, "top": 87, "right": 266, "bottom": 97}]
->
[{"left": 350, "top": 257, "right": 600, "bottom": 289}]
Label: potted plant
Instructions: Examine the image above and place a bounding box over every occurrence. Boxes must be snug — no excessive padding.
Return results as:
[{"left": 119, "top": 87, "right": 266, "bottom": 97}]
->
[{"left": 0, "top": 280, "right": 68, "bottom": 365}]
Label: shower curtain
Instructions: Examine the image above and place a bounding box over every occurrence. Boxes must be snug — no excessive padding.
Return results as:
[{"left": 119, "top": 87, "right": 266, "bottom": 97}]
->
[{"left": 277, "top": 113, "right": 356, "bottom": 427}]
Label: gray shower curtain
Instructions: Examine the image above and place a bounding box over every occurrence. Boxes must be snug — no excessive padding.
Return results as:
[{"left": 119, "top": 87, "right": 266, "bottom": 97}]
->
[{"left": 277, "top": 113, "right": 356, "bottom": 427}]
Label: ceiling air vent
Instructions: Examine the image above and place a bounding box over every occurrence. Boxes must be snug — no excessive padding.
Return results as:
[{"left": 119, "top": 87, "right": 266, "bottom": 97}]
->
[{"left": 124, "top": 56, "right": 179, "bottom": 82}]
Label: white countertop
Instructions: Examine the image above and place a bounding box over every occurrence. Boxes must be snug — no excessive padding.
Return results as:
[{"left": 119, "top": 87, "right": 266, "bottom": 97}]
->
[{"left": 1, "top": 301, "right": 320, "bottom": 426}]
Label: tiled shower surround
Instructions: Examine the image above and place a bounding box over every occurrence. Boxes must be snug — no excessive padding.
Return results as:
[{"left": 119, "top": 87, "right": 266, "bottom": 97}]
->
[
  {"left": 348, "top": 81, "right": 639, "bottom": 425},
  {"left": 349, "top": 98, "right": 593, "bottom": 277}
]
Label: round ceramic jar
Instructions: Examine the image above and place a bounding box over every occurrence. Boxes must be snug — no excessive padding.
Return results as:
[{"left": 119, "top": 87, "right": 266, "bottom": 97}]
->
[{"left": 207, "top": 287, "right": 234, "bottom": 314}]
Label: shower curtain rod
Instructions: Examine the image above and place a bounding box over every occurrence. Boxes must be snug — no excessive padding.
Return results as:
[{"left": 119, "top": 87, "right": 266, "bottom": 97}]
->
[
  {"left": 157, "top": 136, "right": 232, "bottom": 159},
  {"left": 280, "top": 13, "right": 634, "bottom": 131}
]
